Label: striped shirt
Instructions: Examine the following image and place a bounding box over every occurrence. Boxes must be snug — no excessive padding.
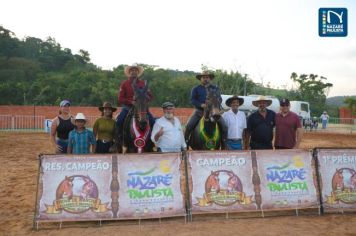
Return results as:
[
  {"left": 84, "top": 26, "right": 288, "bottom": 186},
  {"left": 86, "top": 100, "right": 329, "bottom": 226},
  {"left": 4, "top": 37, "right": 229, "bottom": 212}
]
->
[{"left": 68, "top": 128, "right": 96, "bottom": 154}]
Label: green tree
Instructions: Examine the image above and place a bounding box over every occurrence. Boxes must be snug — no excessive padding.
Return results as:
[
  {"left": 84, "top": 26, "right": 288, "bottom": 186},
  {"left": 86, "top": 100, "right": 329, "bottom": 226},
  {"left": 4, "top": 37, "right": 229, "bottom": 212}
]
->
[{"left": 290, "top": 73, "right": 333, "bottom": 116}]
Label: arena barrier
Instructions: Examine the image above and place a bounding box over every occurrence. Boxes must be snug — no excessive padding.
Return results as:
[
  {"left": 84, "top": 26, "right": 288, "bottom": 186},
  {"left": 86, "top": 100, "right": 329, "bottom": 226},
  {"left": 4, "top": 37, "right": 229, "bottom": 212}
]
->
[
  {"left": 34, "top": 149, "right": 356, "bottom": 229},
  {"left": 315, "top": 148, "right": 356, "bottom": 213},
  {"left": 34, "top": 153, "right": 187, "bottom": 224}
]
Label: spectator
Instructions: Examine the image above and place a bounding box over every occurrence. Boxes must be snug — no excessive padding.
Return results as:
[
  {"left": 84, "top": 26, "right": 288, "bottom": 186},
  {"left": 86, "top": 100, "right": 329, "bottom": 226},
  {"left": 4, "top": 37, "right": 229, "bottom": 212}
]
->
[
  {"left": 151, "top": 102, "right": 186, "bottom": 152},
  {"left": 320, "top": 111, "right": 329, "bottom": 129},
  {"left": 274, "top": 98, "right": 303, "bottom": 149},
  {"left": 222, "top": 95, "right": 247, "bottom": 150},
  {"left": 93, "top": 102, "right": 117, "bottom": 153},
  {"left": 67, "top": 113, "right": 96, "bottom": 154},
  {"left": 50, "top": 100, "right": 75, "bottom": 153}
]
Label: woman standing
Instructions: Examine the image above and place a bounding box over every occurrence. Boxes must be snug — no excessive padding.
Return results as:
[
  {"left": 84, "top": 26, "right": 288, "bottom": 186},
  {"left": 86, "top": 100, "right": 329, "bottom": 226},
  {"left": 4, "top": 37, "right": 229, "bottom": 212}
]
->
[
  {"left": 93, "top": 102, "right": 117, "bottom": 153},
  {"left": 50, "top": 100, "right": 75, "bottom": 153}
]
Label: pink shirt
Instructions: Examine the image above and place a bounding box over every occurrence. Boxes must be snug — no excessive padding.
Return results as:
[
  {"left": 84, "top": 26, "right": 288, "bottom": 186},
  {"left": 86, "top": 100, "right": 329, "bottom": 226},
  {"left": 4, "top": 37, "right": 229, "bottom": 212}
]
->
[{"left": 274, "top": 111, "right": 302, "bottom": 148}]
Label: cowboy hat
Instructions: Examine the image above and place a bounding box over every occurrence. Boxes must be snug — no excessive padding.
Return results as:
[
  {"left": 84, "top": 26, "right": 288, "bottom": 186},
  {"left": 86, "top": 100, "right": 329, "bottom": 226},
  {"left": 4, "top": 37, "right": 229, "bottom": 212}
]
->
[
  {"left": 74, "top": 113, "right": 86, "bottom": 121},
  {"left": 225, "top": 95, "right": 244, "bottom": 107},
  {"left": 252, "top": 95, "right": 272, "bottom": 107},
  {"left": 124, "top": 63, "right": 144, "bottom": 78},
  {"left": 196, "top": 71, "right": 215, "bottom": 80},
  {"left": 99, "top": 102, "right": 117, "bottom": 112}
]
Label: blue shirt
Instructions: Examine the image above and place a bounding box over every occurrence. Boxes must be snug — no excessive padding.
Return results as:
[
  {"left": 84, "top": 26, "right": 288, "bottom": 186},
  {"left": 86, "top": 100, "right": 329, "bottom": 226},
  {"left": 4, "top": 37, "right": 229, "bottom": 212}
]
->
[
  {"left": 247, "top": 109, "right": 276, "bottom": 146},
  {"left": 191, "top": 84, "right": 222, "bottom": 109},
  {"left": 68, "top": 128, "right": 96, "bottom": 154}
]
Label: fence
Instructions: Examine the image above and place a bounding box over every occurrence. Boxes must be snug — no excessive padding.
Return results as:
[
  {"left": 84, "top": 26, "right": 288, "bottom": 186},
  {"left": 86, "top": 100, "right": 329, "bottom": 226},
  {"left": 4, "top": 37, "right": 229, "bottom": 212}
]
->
[
  {"left": 304, "top": 117, "right": 356, "bottom": 133},
  {"left": 0, "top": 115, "right": 190, "bottom": 132}
]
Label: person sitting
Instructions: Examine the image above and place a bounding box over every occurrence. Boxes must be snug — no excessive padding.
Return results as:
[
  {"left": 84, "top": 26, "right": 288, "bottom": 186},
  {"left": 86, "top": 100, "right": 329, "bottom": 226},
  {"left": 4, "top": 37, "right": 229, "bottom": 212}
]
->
[
  {"left": 116, "top": 64, "right": 155, "bottom": 143},
  {"left": 93, "top": 102, "right": 117, "bottom": 153},
  {"left": 184, "top": 71, "right": 227, "bottom": 149},
  {"left": 67, "top": 113, "right": 96, "bottom": 154},
  {"left": 151, "top": 102, "right": 187, "bottom": 152},
  {"left": 50, "top": 100, "right": 75, "bottom": 153}
]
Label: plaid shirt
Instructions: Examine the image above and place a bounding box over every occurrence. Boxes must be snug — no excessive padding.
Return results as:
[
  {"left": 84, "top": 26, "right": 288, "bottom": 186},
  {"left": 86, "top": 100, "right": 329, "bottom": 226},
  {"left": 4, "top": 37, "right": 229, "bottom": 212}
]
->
[{"left": 68, "top": 128, "right": 96, "bottom": 154}]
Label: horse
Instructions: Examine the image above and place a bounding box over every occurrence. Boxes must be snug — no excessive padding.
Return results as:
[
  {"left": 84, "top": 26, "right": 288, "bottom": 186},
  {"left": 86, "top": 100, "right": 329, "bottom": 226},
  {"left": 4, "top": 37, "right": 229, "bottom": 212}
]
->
[
  {"left": 56, "top": 176, "right": 73, "bottom": 200},
  {"left": 332, "top": 169, "right": 344, "bottom": 192},
  {"left": 205, "top": 171, "right": 220, "bottom": 193},
  {"left": 188, "top": 87, "right": 224, "bottom": 150},
  {"left": 80, "top": 176, "right": 98, "bottom": 200},
  {"left": 226, "top": 171, "right": 243, "bottom": 193},
  {"left": 121, "top": 81, "right": 154, "bottom": 153}
]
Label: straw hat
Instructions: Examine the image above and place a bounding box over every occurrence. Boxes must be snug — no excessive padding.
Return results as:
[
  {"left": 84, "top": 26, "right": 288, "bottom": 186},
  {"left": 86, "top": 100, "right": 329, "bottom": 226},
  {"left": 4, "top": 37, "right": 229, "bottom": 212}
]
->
[
  {"left": 252, "top": 96, "right": 272, "bottom": 107},
  {"left": 124, "top": 63, "right": 144, "bottom": 78},
  {"left": 225, "top": 95, "right": 244, "bottom": 107},
  {"left": 196, "top": 71, "right": 215, "bottom": 80},
  {"left": 99, "top": 102, "right": 117, "bottom": 112}
]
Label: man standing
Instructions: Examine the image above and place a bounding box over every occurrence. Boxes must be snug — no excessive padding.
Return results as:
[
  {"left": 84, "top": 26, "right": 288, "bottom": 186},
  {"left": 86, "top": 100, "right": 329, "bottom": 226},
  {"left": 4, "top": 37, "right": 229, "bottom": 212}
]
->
[
  {"left": 222, "top": 95, "right": 247, "bottom": 150},
  {"left": 274, "top": 98, "right": 303, "bottom": 149},
  {"left": 151, "top": 102, "right": 187, "bottom": 152},
  {"left": 184, "top": 71, "right": 227, "bottom": 148},
  {"left": 116, "top": 64, "right": 155, "bottom": 140},
  {"left": 320, "top": 111, "right": 329, "bottom": 129},
  {"left": 246, "top": 96, "right": 276, "bottom": 149}
]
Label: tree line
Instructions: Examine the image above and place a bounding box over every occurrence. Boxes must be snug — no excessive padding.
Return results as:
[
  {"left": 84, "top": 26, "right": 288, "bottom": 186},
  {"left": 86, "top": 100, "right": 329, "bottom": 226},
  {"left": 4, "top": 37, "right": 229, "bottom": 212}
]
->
[{"left": 0, "top": 25, "right": 340, "bottom": 116}]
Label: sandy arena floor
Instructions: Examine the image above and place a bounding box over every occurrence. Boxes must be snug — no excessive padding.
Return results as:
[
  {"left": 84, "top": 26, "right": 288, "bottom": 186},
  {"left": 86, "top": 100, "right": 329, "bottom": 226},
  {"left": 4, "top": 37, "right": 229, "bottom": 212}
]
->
[{"left": 1, "top": 132, "right": 356, "bottom": 236}]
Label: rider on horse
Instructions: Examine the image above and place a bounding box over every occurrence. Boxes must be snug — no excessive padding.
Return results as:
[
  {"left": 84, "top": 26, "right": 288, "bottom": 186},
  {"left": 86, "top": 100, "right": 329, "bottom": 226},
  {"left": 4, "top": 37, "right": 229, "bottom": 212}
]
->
[
  {"left": 184, "top": 71, "right": 228, "bottom": 149},
  {"left": 116, "top": 64, "right": 155, "bottom": 144}
]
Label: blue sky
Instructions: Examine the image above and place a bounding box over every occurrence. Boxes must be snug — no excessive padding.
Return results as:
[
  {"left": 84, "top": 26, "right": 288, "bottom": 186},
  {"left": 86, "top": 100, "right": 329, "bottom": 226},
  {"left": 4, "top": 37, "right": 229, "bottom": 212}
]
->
[{"left": 1, "top": 0, "right": 355, "bottom": 96}]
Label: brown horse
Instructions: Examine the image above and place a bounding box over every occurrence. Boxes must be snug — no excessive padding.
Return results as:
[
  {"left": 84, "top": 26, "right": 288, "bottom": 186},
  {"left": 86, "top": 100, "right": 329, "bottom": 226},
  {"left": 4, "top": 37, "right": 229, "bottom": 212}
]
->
[
  {"left": 122, "top": 81, "right": 154, "bottom": 153},
  {"left": 189, "top": 87, "right": 224, "bottom": 150},
  {"left": 56, "top": 176, "right": 73, "bottom": 200},
  {"left": 205, "top": 171, "right": 220, "bottom": 193},
  {"left": 332, "top": 169, "right": 344, "bottom": 191}
]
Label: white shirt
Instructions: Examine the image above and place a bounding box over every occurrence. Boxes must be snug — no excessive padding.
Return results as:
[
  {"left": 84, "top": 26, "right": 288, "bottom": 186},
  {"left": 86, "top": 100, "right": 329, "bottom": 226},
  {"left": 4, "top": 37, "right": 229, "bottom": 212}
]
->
[
  {"left": 222, "top": 109, "right": 247, "bottom": 139},
  {"left": 320, "top": 114, "right": 329, "bottom": 121},
  {"left": 151, "top": 116, "right": 187, "bottom": 152}
]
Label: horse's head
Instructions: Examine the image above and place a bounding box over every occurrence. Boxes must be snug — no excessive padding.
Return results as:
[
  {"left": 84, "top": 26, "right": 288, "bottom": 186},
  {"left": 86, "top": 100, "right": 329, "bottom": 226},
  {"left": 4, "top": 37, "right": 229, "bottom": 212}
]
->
[
  {"left": 133, "top": 81, "right": 150, "bottom": 128},
  {"left": 204, "top": 87, "right": 222, "bottom": 121}
]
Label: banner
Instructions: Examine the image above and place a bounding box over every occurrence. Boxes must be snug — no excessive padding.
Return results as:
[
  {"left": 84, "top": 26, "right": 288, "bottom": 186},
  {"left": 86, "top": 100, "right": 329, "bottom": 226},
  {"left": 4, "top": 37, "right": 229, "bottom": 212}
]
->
[
  {"left": 317, "top": 149, "right": 356, "bottom": 212},
  {"left": 35, "top": 155, "right": 113, "bottom": 221},
  {"left": 118, "top": 153, "right": 185, "bottom": 219},
  {"left": 256, "top": 150, "right": 319, "bottom": 210},
  {"left": 189, "top": 151, "right": 257, "bottom": 213}
]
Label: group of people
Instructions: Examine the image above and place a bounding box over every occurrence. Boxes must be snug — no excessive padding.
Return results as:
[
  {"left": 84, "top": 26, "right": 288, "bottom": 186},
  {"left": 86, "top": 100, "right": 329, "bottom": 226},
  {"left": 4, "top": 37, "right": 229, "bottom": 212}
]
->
[{"left": 50, "top": 64, "right": 304, "bottom": 154}]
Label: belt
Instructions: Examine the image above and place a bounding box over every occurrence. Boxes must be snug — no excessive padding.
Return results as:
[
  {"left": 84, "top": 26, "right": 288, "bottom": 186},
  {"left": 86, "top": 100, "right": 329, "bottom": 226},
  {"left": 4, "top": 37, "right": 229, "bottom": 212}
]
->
[
  {"left": 98, "top": 139, "right": 112, "bottom": 143},
  {"left": 227, "top": 138, "right": 242, "bottom": 142}
]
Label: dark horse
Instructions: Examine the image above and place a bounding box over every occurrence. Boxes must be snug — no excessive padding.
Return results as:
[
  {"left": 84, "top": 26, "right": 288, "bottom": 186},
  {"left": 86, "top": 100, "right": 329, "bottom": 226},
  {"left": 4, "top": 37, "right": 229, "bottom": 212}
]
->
[
  {"left": 188, "top": 87, "right": 224, "bottom": 150},
  {"left": 120, "top": 82, "right": 154, "bottom": 153}
]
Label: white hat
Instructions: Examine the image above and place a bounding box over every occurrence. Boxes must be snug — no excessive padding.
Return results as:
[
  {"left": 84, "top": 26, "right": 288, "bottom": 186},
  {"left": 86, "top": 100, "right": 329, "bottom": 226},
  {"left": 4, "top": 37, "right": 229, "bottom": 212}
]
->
[
  {"left": 124, "top": 63, "right": 144, "bottom": 78},
  {"left": 75, "top": 113, "right": 86, "bottom": 120}
]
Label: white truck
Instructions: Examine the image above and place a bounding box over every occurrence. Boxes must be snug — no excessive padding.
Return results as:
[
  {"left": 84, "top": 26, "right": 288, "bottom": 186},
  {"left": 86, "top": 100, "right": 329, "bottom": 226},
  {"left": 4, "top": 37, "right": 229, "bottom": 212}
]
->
[{"left": 221, "top": 94, "right": 311, "bottom": 121}]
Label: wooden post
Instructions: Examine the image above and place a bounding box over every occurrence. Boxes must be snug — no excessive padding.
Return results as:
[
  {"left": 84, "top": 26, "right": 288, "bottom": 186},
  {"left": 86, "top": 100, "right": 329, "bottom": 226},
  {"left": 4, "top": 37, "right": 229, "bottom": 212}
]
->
[
  {"left": 110, "top": 155, "right": 119, "bottom": 218},
  {"left": 251, "top": 151, "right": 262, "bottom": 210}
]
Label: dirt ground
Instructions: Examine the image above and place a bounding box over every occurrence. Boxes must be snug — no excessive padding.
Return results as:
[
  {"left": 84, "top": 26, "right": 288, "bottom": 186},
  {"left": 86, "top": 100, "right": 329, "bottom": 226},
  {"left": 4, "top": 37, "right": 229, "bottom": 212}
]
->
[{"left": 1, "top": 132, "right": 356, "bottom": 236}]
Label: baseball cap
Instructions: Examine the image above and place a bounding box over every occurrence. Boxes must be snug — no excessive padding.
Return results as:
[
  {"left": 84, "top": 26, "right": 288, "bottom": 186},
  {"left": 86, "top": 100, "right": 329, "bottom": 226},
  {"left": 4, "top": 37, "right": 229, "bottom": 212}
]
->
[
  {"left": 60, "top": 100, "right": 71, "bottom": 107},
  {"left": 162, "top": 102, "right": 175, "bottom": 109},
  {"left": 280, "top": 98, "right": 290, "bottom": 106}
]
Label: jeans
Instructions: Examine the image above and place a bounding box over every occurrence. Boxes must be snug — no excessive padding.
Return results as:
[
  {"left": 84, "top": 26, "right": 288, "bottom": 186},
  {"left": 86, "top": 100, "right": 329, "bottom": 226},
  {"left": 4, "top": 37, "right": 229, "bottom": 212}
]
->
[
  {"left": 322, "top": 120, "right": 327, "bottom": 129},
  {"left": 226, "top": 139, "right": 242, "bottom": 150}
]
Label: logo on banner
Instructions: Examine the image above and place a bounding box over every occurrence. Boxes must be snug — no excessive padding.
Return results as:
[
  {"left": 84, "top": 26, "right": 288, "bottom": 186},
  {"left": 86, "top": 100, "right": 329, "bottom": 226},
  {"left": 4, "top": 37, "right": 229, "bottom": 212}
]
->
[
  {"left": 265, "top": 156, "right": 309, "bottom": 204},
  {"left": 326, "top": 168, "right": 356, "bottom": 204},
  {"left": 319, "top": 8, "right": 348, "bottom": 37},
  {"left": 196, "top": 170, "right": 252, "bottom": 207},
  {"left": 126, "top": 160, "right": 175, "bottom": 214},
  {"left": 44, "top": 175, "right": 109, "bottom": 214}
]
